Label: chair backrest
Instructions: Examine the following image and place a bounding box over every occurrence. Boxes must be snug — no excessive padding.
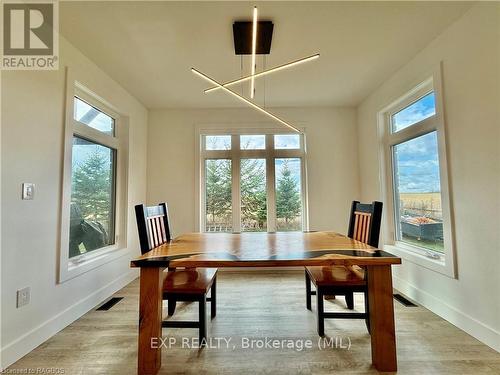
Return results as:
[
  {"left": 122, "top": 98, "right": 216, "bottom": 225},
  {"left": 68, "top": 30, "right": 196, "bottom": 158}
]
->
[
  {"left": 135, "top": 202, "right": 172, "bottom": 254},
  {"left": 347, "top": 201, "right": 383, "bottom": 248}
]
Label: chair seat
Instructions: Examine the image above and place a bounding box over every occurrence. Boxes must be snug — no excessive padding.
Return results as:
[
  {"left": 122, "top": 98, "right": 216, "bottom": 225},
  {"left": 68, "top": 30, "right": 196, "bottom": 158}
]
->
[
  {"left": 163, "top": 268, "right": 217, "bottom": 294},
  {"left": 305, "top": 266, "right": 365, "bottom": 287}
]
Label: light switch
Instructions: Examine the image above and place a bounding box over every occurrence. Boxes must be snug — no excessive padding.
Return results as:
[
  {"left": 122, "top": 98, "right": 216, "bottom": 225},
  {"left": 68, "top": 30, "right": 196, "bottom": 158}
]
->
[
  {"left": 22, "top": 183, "right": 35, "bottom": 200},
  {"left": 17, "top": 287, "right": 31, "bottom": 308}
]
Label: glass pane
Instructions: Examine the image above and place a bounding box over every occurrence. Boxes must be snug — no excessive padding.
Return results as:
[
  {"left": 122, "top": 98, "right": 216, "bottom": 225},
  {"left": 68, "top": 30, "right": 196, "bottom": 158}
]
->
[
  {"left": 393, "top": 131, "right": 444, "bottom": 253},
  {"left": 274, "top": 134, "right": 300, "bottom": 149},
  {"left": 392, "top": 92, "right": 436, "bottom": 132},
  {"left": 205, "top": 159, "right": 232, "bottom": 232},
  {"left": 70, "top": 136, "right": 116, "bottom": 258},
  {"left": 74, "top": 97, "right": 115, "bottom": 136},
  {"left": 205, "top": 135, "right": 231, "bottom": 150},
  {"left": 240, "top": 135, "right": 265, "bottom": 150},
  {"left": 275, "top": 158, "right": 302, "bottom": 231},
  {"left": 240, "top": 159, "right": 267, "bottom": 232}
]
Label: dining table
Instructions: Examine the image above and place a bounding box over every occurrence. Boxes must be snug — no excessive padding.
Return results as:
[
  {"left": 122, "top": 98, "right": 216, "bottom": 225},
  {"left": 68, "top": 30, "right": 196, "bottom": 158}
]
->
[{"left": 130, "top": 231, "right": 401, "bottom": 374}]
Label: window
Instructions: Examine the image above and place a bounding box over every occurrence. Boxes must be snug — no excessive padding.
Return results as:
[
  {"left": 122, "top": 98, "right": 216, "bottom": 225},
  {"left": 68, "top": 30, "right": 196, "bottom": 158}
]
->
[
  {"left": 241, "top": 159, "right": 267, "bottom": 231},
  {"left": 275, "top": 158, "right": 302, "bottom": 231},
  {"left": 274, "top": 134, "right": 300, "bottom": 149},
  {"left": 60, "top": 75, "right": 128, "bottom": 282},
  {"left": 205, "top": 159, "right": 232, "bottom": 231},
  {"left": 392, "top": 92, "right": 436, "bottom": 133},
  {"left": 69, "top": 137, "right": 116, "bottom": 258},
  {"left": 393, "top": 132, "right": 443, "bottom": 253},
  {"left": 205, "top": 135, "right": 231, "bottom": 150},
  {"left": 200, "top": 132, "right": 307, "bottom": 233},
  {"left": 380, "top": 71, "right": 455, "bottom": 277},
  {"left": 240, "top": 135, "right": 265, "bottom": 150},
  {"left": 74, "top": 96, "right": 115, "bottom": 135}
]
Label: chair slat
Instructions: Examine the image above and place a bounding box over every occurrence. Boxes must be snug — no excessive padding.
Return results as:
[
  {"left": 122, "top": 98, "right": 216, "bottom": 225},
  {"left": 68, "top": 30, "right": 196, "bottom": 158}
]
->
[
  {"left": 359, "top": 215, "right": 365, "bottom": 243},
  {"left": 364, "top": 216, "right": 371, "bottom": 243},
  {"left": 150, "top": 218, "right": 155, "bottom": 246},
  {"left": 147, "top": 218, "right": 154, "bottom": 248},
  {"left": 354, "top": 214, "right": 360, "bottom": 241},
  {"left": 155, "top": 217, "right": 162, "bottom": 243},
  {"left": 159, "top": 217, "right": 167, "bottom": 243},
  {"left": 362, "top": 214, "right": 368, "bottom": 242},
  {"left": 153, "top": 217, "right": 159, "bottom": 243}
]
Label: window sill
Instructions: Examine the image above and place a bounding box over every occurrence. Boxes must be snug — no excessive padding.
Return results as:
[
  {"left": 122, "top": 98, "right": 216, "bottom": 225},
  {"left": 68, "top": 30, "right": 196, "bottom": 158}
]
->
[
  {"left": 59, "top": 245, "right": 130, "bottom": 283},
  {"left": 383, "top": 242, "right": 456, "bottom": 279}
]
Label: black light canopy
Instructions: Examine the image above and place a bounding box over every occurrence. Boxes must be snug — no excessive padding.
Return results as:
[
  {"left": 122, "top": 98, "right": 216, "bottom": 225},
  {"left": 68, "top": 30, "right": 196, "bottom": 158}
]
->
[{"left": 233, "top": 21, "right": 274, "bottom": 55}]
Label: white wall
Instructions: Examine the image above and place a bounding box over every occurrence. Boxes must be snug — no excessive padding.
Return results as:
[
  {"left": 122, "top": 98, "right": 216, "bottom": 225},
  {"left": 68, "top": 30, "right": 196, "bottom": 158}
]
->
[
  {"left": 147, "top": 107, "right": 359, "bottom": 236},
  {"left": 356, "top": 3, "right": 500, "bottom": 351},
  {"left": 0, "top": 37, "right": 148, "bottom": 368}
]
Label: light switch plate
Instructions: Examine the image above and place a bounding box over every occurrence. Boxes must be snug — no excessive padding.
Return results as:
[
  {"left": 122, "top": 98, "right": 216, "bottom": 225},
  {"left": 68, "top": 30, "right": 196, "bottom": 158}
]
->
[
  {"left": 17, "top": 287, "right": 31, "bottom": 308},
  {"left": 22, "top": 183, "right": 35, "bottom": 200}
]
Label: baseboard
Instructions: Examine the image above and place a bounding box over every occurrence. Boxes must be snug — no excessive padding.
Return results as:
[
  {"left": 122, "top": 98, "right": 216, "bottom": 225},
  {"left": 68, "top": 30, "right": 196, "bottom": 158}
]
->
[
  {"left": 393, "top": 274, "right": 500, "bottom": 352},
  {"left": 0, "top": 270, "right": 139, "bottom": 370}
]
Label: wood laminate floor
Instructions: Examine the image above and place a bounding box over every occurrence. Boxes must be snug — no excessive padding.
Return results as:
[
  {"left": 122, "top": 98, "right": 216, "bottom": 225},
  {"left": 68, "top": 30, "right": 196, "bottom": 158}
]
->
[{"left": 7, "top": 271, "right": 500, "bottom": 374}]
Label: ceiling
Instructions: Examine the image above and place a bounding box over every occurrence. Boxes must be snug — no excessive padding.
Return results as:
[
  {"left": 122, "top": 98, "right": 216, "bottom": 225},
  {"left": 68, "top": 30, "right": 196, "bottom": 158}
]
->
[{"left": 60, "top": 1, "right": 472, "bottom": 109}]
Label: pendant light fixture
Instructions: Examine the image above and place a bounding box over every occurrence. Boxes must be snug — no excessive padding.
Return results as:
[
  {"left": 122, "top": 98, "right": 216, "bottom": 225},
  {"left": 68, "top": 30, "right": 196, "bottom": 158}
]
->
[
  {"left": 192, "top": 6, "right": 319, "bottom": 133},
  {"left": 250, "top": 6, "right": 258, "bottom": 98}
]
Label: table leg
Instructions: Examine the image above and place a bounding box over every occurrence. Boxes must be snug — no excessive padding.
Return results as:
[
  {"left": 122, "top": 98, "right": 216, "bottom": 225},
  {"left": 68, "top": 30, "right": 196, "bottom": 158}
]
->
[
  {"left": 138, "top": 267, "right": 165, "bottom": 375},
  {"left": 367, "top": 265, "right": 397, "bottom": 372}
]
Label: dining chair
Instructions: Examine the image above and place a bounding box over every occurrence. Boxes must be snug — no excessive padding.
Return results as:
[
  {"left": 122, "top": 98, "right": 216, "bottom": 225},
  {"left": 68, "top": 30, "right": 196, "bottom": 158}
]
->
[
  {"left": 135, "top": 202, "right": 217, "bottom": 344},
  {"left": 305, "top": 201, "right": 383, "bottom": 336}
]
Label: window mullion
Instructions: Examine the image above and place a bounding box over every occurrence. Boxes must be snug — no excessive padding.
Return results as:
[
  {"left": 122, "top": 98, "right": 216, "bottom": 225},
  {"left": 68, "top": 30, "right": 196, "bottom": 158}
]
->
[
  {"left": 232, "top": 135, "right": 241, "bottom": 233},
  {"left": 266, "top": 135, "right": 277, "bottom": 232},
  {"left": 73, "top": 122, "right": 119, "bottom": 149},
  {"left": 387, "top": 117, "right": 438, "bottom": 146}
]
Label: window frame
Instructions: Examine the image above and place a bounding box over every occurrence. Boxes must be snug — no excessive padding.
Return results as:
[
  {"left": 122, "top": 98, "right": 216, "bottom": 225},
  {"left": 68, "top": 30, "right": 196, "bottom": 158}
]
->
[
  {"left": 378, "top": 65, "right": 457, "bottom": 278},
  {"left": 196, "top": 127, "right": 308, "bottom": 233},
  {"left": 59, "top": 68, "right": 129, "bottom": 283}
]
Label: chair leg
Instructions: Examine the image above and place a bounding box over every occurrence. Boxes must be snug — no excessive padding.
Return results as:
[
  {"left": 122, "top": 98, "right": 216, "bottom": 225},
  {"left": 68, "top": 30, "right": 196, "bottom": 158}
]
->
[
  {"left": 364, "top": 290, "right": 370, "bottom": 334},
  {"left": 210, "top": 277, "right": 217, "bottom": 319},
  {"left": 199, "top": 295, "right": 207, "bottom": 345},
  {"left": 345, "top": 292, "right": 354, "bottom": 310},
  {"left": 167, "top": 297, "right": 176, "bottom": 316},
  {"left": 305, "top": 270, "right": 312, "bottom": 310},
  {"left": 316, "top": 289, "right": 325, "bottom": 337}
]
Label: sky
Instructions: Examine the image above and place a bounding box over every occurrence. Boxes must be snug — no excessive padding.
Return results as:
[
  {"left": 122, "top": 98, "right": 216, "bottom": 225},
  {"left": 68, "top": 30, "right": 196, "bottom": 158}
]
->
[
  {"left": 206, "top": 134, "right": 300, "bottom": 150},
  {"left": 392, "top": 93, "right": 441, "bottom": 194},
  {"left": 74, "top": 97, "right": 114, "bottom": 135},
  {"left": 392, "top": 92, "right": 435, "bottom": 132}
]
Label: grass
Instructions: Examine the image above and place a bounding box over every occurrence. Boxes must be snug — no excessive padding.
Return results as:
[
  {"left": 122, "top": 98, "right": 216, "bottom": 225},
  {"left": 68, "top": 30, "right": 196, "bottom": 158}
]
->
[{"left": 401, "top": 234, "right": 445, "bottom": 253}]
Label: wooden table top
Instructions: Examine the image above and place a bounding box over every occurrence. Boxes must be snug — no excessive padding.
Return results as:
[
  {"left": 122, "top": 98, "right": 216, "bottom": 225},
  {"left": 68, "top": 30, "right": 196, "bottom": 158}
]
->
[{"left": 130, "top": 231, "right": 401, "bottom": 268}]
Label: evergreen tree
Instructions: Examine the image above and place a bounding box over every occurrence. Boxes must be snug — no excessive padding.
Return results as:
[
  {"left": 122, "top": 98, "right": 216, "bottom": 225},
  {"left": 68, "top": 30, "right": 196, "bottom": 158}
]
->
[
  {"left": 240, "top": 159, "right": 267, "bottom": 230},
  {"left": 72, "top": 150, "right": 113, "bottom": 224},
  {"left": 205, "top": 160, "right": 232, "bottom": 225},
  {"left": 276, "top": 160, "right": 301, "bottom": 224}
]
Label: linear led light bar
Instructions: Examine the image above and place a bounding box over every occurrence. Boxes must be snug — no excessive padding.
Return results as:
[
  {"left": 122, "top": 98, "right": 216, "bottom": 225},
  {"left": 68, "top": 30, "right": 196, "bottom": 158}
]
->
[
  {"left": 250, "top": 6, "right": 258, "bottom": 98},
  {"left": 204, "top": 54, "right": 320, "bottom": 94},
  {"left": 192, "top": 67, "right": 302, "bottom": 133}
]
